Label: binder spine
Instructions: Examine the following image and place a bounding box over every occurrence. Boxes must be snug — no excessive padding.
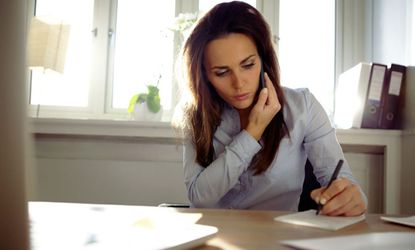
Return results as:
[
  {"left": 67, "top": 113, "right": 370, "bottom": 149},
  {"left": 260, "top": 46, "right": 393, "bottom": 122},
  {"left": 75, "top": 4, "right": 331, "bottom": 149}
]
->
[
  {"left": 361, "top": 64, "right": 388, "bottom": 129},
  {"left": 379, "top": 64, "right": 406, "bottom": 129}
]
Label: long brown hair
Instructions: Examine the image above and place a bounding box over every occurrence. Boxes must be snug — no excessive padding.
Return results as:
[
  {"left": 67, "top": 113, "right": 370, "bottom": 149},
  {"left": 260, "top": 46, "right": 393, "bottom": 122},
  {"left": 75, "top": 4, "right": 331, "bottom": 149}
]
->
[{"left": 177, "top": 1, "right": 289, "bottom": 175}]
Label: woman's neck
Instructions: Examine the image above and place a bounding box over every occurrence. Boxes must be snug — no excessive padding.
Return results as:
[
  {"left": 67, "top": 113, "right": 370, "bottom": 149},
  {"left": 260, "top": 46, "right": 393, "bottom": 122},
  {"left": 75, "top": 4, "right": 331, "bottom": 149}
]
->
[{"left": 238, "top": 108, "right": 251, "bottom": 130}]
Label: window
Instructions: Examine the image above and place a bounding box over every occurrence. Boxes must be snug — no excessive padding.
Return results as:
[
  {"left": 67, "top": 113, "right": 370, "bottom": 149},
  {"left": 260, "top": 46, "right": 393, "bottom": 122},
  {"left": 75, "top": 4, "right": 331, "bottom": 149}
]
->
[
  {"left": 29, "top": 0, "right": 176, "bottom": 119},
  {"left": 110, "top": 1, "right": 175, "bottom": 112},
  {"left": 278, "top": 0, "right": 336, "bottom": 118},
  {"left": 30, "top": 0, "right": 94, "bottom": 107},
  {"left": 28, "top": 0, "right": 337, "bottom": 122}
]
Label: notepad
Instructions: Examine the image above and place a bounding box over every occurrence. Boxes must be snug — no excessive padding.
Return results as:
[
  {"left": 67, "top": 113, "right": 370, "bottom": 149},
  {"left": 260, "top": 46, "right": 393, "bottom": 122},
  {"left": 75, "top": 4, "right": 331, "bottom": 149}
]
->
[
  {"left": 280, "top": 232, "right": 415, "bottom": 250},
  {"left": 381, "top": 215, "right": 415, "bottom": 227},
  {"left": 274, "top": 210, "right": 366, "bottom": 231}
]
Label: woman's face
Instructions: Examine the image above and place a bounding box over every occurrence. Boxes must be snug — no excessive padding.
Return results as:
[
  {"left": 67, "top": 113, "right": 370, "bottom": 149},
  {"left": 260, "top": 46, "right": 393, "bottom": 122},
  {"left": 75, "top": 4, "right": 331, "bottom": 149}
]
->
[{"left": 204, "top": 33, "right": 261, "bottom": 110}]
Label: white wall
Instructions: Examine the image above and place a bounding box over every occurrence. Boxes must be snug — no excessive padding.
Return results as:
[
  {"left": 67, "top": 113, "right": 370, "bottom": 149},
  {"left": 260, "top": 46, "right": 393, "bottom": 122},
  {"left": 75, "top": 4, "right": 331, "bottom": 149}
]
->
[
  {"left": 338, "top": 0, "right": 413, "bottom": 72},
  {"left": 33, "top": 135, "right": 384, "bottom": 213},
  {"left": 372, "top": 0, "right": 413, "bottom": 65},
  {"left": 34, "top": 136, "right": 188, "bottom": 206}
]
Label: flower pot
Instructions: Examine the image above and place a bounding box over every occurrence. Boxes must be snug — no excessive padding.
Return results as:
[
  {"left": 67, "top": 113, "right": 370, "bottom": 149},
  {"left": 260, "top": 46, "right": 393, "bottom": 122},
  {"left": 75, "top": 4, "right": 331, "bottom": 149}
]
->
[{"left": 133, "top": 102, "right": 162, "bottom": 121}]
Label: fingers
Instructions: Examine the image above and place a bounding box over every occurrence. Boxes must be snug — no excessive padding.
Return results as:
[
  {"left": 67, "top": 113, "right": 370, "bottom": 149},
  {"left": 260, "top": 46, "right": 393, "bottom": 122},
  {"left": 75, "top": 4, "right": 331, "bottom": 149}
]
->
[
  {"left": 344, "top": 204, "right": 367, "bottom": 216},
  {"left": 310, "top": 188, "right": 323, "bottom": 202},
  {"left": 263, "top": 73, "right": 277, "bottom": 99},
  {"left": 325, "top": 189, "right": 366, "bottom": 216},
  {"left": 255, "top": 87, "right": 269, "bottom": 108},
  {"left": 262, "top": 72, "right": 281, "bottom": 112},
  {"left": 245, "top": 72, "right": 281, "bottom": 140},
  {"left": 332, "top": 183, "right": 367, "bottom": 216},
  {"left": 319, "top": 178, "right": 349, "bottom": 206},
  {"left": 313, "top": 178, "right": 367, "bottom": 216},
  {"left": 323, "top": 185, "right": 354, "bottom": 216},
  {"left": 330, "top": 198, "right": 363, "bottom": 217}
]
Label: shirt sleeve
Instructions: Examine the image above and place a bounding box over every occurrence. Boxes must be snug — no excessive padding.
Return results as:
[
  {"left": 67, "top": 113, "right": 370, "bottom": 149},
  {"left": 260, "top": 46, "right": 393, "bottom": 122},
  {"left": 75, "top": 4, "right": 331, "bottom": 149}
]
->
[
  {"left": 301, "top": 89, "right": 368, "bottom": 205},
  {"left": 183, "top": 130, "right": 261, "bottom": 207}
]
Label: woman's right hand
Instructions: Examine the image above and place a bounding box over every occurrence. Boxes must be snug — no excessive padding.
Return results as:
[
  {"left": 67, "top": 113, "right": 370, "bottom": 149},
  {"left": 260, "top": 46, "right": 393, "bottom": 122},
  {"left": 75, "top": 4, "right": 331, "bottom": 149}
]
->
[{"left": 245, "top": 73, "right": 281, "bottom": 140}]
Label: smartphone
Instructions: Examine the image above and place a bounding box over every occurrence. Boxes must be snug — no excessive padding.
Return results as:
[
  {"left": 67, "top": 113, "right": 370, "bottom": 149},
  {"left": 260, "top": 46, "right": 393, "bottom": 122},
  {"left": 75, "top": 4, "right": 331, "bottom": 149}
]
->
[
  {"left": 259, "top": 59, "right": 265, "bottom": 89},
  {"left": 255, "top": 60, "right": 266, "bottom": 101}
]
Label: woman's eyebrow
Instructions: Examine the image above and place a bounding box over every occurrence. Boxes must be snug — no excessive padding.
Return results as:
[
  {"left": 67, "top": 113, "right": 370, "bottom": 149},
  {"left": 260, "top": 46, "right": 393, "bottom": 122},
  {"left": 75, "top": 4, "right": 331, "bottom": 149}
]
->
[
  {"left": 210, "top": 65, "right": 228, "bottom": 71},
  {"left": 240, "top": 54, "right": 256, "bottom": 64},
  {"left": 210, "top": 54, "right": 257, "bottom": 70}
]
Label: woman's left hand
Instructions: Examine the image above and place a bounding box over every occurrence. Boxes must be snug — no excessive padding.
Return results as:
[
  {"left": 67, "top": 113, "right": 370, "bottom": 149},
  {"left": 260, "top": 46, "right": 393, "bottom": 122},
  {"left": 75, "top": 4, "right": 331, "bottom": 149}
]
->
[
  {"left": 310, "top": 177, "right": 367, "bottom": 216},
  {"left": 245, "top": 72, "right": 281, "bottom": 140}
]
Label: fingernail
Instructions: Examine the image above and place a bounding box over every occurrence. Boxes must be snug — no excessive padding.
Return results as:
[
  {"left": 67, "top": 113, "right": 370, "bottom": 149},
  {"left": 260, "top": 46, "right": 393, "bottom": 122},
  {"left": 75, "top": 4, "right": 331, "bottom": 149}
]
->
[{"left": 320, "top": 198, "right": 327, "bottom": 205}]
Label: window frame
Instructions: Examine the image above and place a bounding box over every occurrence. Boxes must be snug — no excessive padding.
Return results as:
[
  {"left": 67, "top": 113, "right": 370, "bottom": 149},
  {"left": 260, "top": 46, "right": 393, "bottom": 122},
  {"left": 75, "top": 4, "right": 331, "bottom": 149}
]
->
[
  {"left": 26, "top": 0, "right": 368, "bottom": 123},
  {"left": 27, "top": 0, "right": 115, "bottom": 119}
]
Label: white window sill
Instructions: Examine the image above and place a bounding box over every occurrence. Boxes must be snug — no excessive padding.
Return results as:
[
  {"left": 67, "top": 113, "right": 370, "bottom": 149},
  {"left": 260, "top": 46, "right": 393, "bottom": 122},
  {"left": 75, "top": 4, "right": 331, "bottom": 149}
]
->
[
  {"left": 30, "top": 117, "right": 176, "bottom": 139},
  {"left": 29, "top": 117, "right": 413, "bottom": 142}
]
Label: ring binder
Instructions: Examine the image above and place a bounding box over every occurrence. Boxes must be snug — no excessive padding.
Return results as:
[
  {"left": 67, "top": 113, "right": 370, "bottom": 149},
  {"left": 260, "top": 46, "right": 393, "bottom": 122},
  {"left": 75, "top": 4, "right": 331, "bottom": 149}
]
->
[
  {"left": 361, "top": 63, "right": 388, "bottom": 129},
  {"left": 379, "top": 64, "right": 406, "bottom": 129}
]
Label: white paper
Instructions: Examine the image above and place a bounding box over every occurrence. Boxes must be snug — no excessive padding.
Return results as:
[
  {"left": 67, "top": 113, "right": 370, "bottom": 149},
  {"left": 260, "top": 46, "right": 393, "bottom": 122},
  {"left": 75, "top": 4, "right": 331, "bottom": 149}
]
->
[
  {"left": 367, "top": 65, "right": 386, "bottom": 101},
  {"left": 381, "top": 215, "right": 415, "bottom": 227},
  {"left": 388, "top": 71, "right": 403, "bottom": 96},
  {"left": 274, "top": 210, "right": 366, "bottom": 231},
  {"left": 280, "top": 232, "right": 415, "bottom": 250}
]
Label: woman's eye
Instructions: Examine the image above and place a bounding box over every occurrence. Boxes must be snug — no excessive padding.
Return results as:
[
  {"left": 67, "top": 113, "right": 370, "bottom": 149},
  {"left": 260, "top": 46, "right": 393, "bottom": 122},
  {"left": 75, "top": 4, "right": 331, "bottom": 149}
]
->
[
  {"left": 215, "top": 70, "right": 228, "bottom": 77},
  {"left": 242, "top": 63, "right": 255, "bottom": 69}
]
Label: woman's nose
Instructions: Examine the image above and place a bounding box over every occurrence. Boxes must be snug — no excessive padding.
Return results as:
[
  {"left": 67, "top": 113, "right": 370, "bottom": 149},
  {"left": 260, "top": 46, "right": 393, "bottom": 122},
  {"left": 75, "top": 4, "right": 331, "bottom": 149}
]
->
[{"left": 231, "top": 72, "right": 244, "bottom": 89}]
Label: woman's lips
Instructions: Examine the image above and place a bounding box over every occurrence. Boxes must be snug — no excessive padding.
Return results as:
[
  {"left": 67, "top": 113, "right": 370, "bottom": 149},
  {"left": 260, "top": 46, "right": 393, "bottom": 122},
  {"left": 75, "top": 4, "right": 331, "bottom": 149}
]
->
[{"left": 234, "top": 93, "right": 250, "bottom": 101}]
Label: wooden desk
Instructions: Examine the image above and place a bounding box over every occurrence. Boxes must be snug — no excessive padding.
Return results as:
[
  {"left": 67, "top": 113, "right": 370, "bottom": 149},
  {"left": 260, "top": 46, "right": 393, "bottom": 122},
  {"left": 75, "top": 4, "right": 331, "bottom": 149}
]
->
[
  {"left": 177, "top": 207, "right": 413, "bottom": 250},
  {"left": 29, "top": 202, "right": 414, "bottom": 250}
]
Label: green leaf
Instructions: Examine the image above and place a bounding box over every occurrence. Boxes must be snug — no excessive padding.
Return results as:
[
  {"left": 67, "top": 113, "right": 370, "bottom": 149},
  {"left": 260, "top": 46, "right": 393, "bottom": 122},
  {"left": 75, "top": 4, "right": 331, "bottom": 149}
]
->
[
  {"left": 147, "top": 85, "right": 159, "bottom": 96},
  {"left": 146, "top": 86, "right": 161, "bottom": 113},
  {"left": 128, "top": 85, "right": 161, "bottom": 114},
  {"left": 128, "top": 94, "right": 139, "bottom": 113},
  {"left": 147, "top": 94, "right": 160, "bottom": 113}
]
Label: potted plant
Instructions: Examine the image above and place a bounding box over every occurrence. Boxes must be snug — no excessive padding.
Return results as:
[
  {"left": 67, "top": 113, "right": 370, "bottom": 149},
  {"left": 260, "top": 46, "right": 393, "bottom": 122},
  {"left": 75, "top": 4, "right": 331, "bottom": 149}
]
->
[{"left": 128, "top": 76, "right": 162, "bottom": 121}]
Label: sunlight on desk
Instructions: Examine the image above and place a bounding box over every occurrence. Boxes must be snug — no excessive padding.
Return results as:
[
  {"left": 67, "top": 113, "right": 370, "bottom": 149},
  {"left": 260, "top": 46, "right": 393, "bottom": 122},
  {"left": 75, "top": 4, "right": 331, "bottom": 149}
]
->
[
  {"left": 29, "top": 202, "right": 217, "bottom": 250},
  {"left": 29, "top": 202, "right": 415, "bottom": 250}
]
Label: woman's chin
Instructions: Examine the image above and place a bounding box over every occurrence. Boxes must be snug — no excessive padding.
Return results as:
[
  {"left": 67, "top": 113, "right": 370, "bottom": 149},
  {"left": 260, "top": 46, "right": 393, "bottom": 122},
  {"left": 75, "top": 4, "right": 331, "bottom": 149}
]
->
[{"left": 232, "top": 101, "right": 253, "bottom": 110}]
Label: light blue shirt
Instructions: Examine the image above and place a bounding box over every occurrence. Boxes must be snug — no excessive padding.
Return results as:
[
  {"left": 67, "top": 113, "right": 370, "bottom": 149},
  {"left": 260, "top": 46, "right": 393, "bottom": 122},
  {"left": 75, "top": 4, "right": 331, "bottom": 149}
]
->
[{"left": 183, "top": 88, "right": 365, "bottom": 210}]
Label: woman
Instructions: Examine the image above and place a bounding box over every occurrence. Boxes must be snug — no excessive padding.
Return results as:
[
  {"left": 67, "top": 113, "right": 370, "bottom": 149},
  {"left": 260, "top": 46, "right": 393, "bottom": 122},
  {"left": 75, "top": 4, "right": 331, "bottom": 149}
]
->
[{"left": 174, "top": 1, "right": 366, "bottom": 216}]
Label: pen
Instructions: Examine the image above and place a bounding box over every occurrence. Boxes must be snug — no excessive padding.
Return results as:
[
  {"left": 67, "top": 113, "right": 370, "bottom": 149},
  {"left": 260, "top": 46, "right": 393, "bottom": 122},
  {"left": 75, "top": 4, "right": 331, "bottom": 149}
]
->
[{"left": 316, "top": 159, "right": 344, "bottom": 215}]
